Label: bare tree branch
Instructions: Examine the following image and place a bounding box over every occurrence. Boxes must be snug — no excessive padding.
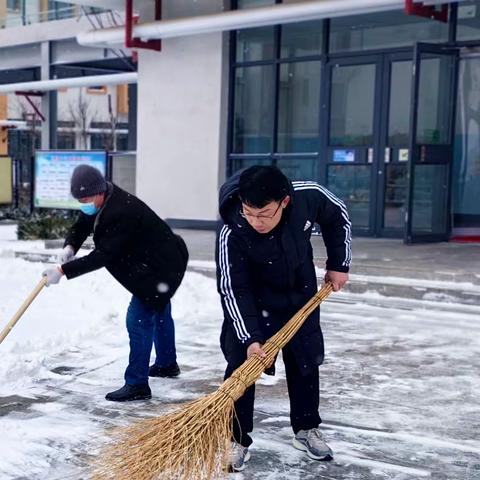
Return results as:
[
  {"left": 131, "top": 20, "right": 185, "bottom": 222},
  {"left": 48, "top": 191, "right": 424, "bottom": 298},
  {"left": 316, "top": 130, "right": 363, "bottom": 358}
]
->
[{"left": 67, "top": 91, "right": 97, "bottom": 149}]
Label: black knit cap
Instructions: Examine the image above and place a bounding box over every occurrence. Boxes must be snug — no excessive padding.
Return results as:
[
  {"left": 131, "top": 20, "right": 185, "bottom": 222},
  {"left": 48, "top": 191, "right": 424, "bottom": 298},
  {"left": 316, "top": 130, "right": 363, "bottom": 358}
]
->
[{"left": 70, "top": 164, "right": 107, "bottom": 199}]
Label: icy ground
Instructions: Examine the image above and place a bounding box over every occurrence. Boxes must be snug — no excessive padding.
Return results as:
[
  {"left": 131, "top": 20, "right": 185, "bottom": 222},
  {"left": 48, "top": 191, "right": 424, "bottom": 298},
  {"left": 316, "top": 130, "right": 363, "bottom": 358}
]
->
[{"left": 0, "top": 225, "right": 479, "bottom": 480}]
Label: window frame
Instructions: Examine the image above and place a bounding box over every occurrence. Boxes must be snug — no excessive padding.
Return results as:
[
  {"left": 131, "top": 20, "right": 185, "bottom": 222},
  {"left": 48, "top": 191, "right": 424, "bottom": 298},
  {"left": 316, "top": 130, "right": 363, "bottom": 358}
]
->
[{"left": 227, "top": 0, "right": 328, "bottom": 180}]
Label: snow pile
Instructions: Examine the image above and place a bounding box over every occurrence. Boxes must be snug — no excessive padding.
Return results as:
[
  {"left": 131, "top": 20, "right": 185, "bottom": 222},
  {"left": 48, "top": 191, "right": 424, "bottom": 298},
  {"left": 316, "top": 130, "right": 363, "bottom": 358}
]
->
[{"left": 0, "top": 226, "right": 479, "bottom": 480}]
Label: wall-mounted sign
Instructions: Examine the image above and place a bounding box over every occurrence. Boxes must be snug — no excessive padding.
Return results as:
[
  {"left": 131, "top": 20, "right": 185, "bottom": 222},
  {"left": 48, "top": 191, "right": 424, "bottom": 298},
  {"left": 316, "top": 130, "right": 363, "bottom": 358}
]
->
[
  {"left": 399, "top": 149, "right": 409, "bottom": 162},
  {"left": 34, "top": 150, "right": 107, "bottom": 209},
  {"left": 333, "top": 149, "right": 355, "bottom": 163},
  {"left": 0, "top": 156, "right": 13, "bottom": 205}
]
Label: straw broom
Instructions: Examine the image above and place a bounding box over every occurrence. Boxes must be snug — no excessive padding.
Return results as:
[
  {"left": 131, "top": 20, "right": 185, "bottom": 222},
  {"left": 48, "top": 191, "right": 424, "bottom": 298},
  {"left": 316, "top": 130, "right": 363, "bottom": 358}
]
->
[{"left": 93, "top": 283, "right": 333, "bottom": 480}]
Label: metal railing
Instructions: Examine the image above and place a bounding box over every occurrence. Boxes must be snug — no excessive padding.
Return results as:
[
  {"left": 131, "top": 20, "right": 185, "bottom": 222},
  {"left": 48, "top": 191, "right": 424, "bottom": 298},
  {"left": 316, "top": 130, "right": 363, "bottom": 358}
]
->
[{"left": 0, "top": 3, "right": 106, "bottom": 28}]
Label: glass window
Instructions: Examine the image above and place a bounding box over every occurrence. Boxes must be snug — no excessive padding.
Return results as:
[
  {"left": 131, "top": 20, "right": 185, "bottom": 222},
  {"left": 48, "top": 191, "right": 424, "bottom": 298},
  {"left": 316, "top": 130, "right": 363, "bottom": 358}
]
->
[
  {"left": 276, "top": 158, "right": 318, "bottom": 180},
  {"left": 277, "top": 61, "right": 321, "bottom": 153},
  {"left": 90, "top": 134, "right": 106, "bottom": 150},
  {"left": 24, "top": 0, "right": 41, "bottom": 24},
  {"left": 330, "top": 11, "right": 448, "bottom": 53},
  {"left": 388, "top": 61, "right": 412, "bottom": 146},
  {"left": 233, "top": 66, "right": 275, "bottom": 153},
  {"left": 457, "top": 1, "right": 480, "bottom": 41},
  {"left": 384, "top": 164, "right": 407, "bottom": 229},
  {"left": 453, "top": 58, "right": 480, "bottom": 228},
  {"left": 411, "top": 164, "right": 448, "bottom": 234},
  {"left": 280, "top": 20, "right": 323, "bottom": 58},
  {"left": 416, "top": 56, "right": 455, "bottom": 145},
  {"left": 237, "top": 0, "right": 275, "bottom": 8},
  {"left": 236, "top": 27, "right": 275, "bottom": 63},
  {"left": 57, "top": 133, "right": 76, "bottom": 150},
  {"left": 48, "top": 1, "right": 76, "bottom": 20},
  {"left": 3, "top": 0, "right": 79, "bottom": 26},
  {"left": 329, "top": 63, "right": 376, "bottom": 146},
  {"left": 230, "top": 158, "right": 318, "bottom": 181},
  {"left": 5, "top": 0, "right": 22, "bottom": 26},
  {"left": 230, "top": 158, "right": 273, "bottom": 176},
  {"left": 117, "top": 134, "right": 129, "bottom": 151},
  {"left": 327, "top": 165, "right": 371, "bottom": 228}
]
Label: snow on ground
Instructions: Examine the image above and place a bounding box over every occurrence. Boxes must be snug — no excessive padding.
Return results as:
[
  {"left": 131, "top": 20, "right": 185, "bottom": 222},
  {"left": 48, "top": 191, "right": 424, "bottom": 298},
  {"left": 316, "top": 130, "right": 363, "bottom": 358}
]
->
[{"left": 0, "top": 226, "right": 479, "bottom": 479}]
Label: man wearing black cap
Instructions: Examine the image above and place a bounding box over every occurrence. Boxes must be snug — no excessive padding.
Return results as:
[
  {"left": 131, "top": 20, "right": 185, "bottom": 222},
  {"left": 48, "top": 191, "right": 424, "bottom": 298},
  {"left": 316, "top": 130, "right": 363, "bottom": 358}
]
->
[{"left": 42, "top": 164, "right": 189, "bottom": 401}]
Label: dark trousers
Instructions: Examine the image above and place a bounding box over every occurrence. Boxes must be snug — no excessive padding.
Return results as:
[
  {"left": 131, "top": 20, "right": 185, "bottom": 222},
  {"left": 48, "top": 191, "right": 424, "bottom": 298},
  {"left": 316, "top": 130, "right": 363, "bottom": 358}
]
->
[
  {"left": 124, "top": 296, "right": 177, "bottom": 386},
  {"left": 224, "top": 345, "right": 321, "bottom": 448}
]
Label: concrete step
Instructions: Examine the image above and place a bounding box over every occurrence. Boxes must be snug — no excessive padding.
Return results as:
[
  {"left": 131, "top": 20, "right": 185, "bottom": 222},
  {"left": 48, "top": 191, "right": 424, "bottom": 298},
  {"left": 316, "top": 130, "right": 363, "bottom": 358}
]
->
[
  {"left": 344, "top": 272, "right": 480, "bottom": 305},
  {"left": 348, "top": 261, "right": 480, "bottom": 286},
  {"left": 188, "top": 260, "right": 480, "bottom": 306},
  {"left": 8, "top": 250, "right": 480, "bottom": 306}
]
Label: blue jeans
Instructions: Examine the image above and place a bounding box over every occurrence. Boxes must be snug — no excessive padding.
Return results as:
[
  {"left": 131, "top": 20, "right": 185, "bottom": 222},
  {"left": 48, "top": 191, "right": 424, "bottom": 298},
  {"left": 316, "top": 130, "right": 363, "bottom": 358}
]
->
[{"left": 124, "top": 296, "right": 177, "bottom": 386}]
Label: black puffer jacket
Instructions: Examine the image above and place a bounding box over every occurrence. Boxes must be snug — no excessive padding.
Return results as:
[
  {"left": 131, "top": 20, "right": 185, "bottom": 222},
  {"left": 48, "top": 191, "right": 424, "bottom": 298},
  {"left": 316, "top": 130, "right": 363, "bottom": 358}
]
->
[
  {"left": 62, "top": 183, "right": 188, "bottom": 311},
  {"left": 215, "top": 173, "right": 351, "bottom": 375}
]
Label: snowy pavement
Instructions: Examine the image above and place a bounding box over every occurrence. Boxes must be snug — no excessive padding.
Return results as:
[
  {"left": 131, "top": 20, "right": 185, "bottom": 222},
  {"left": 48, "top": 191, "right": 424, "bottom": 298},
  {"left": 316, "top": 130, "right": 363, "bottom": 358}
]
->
[{"left": 0, "top": 225, "right": 479, "bottom": 480}]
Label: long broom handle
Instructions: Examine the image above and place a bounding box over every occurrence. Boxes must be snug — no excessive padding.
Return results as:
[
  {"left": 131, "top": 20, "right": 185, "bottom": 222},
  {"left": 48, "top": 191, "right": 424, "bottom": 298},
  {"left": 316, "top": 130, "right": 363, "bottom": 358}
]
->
[
  {"left": 223, "top": 283, "right": 334, "bottom": 396},
  {"left": 265, "top": 282, "right": 333, "bottom": 353},
  {"left": 0, "top": 277, "right": 47, "bottom": 345}
]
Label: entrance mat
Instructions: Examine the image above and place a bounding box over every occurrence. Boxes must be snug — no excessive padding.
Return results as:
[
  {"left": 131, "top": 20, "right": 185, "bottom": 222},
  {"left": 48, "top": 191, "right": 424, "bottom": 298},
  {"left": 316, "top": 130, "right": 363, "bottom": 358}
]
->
[{"left": 450, "top": 236, "right": 480, "bottom": 243}]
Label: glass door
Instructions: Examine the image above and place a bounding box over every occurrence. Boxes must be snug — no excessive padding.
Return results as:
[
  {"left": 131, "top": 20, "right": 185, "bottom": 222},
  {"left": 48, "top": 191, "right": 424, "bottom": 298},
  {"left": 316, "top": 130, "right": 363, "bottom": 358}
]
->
[
  {"left": 405, "top": 43, "right": 458, "bottom": 243},
  {"left": 378, "top": 56, "right": 413, "bottom": 236},
  {"left": 325, "top": 56, "right": 382, "bottom": 235},
  {"left": 452, "top": 56, "right": 480, "bottom": 236}
]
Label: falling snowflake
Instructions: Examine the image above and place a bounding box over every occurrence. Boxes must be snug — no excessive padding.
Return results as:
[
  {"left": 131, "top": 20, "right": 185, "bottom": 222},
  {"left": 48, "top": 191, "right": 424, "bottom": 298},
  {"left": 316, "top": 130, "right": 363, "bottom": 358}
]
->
[{"left": 157, "top": 282, "right": 170, "bottom": 293}]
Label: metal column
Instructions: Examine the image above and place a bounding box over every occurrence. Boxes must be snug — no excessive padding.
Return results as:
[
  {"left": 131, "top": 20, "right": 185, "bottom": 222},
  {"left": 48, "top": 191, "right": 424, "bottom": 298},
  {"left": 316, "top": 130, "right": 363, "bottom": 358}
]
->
[
  {"left": 127, "top": 83, "right": 137, "bottom": 151},
  {"left": 40, "top": 41, "right": 57, "bottom": 150}
]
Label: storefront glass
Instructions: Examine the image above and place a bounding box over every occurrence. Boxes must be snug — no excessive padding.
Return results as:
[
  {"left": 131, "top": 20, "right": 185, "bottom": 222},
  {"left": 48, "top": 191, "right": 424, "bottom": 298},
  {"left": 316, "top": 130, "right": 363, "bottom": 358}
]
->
[
  {"left": 330, "top": 11, "right": 448, "bottom": 53},
  {"left": 277, "top": 61, "right": 321, "bottom": 153},
  {"left": 457, "top": 1, "right": 480, "bottom": 41},
  {"left": 229, "top": 3, "right": 480, "bottom": 236},
  {"left": 453, "top": 57, "right": 480, "bottom": 229},
  {"left": 280, "top": 20, "right": 323, "bottom": 58},
  {"left": 330, "top": 63, "right": 375, "bottom": 146},
  {"left": 233, "top": 66, "right": 275, "bottom": 153}
]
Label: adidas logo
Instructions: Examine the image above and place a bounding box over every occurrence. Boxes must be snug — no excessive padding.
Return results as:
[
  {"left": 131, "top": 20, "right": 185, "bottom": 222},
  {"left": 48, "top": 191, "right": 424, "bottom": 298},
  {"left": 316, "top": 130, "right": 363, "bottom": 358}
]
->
[{"left": 304, "top": 220, "right": 312, "bottom": 231}]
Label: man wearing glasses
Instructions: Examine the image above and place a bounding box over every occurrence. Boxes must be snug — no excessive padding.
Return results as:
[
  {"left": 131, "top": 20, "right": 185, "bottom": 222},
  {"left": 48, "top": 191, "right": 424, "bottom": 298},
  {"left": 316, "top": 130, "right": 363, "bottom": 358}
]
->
[{"left": 216, "top": 165, "right": 351, "bottom": 472}]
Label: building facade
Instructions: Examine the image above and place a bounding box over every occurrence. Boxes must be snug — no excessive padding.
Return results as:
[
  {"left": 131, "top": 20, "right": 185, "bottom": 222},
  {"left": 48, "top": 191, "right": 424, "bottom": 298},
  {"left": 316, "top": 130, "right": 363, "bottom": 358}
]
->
[
  {"left": 1, "top": 0, "right": 479, "bottom": 241},
  {"left": 226, "top": 0, "right": 480, "bottom": 240},
  {"left": 0, "top": 0, "right": 135, "bottom": 205},
  {"left": 130, "top": 0, "right": 480, "bottom": 241}
]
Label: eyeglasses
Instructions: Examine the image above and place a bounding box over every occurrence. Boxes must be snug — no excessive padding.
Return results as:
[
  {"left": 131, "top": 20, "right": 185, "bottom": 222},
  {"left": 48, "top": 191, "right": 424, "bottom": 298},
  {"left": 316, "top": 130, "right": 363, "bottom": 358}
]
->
[{"left": 240, "top": 200, "right": 283, "bottom": 221}]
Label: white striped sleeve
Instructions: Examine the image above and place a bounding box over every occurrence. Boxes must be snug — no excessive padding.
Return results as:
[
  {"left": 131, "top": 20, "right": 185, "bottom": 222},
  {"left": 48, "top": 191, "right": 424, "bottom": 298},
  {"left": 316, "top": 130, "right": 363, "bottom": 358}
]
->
[
  {"left": 293, "top": 181, "right": 352, "bottom": 268},
  {"left": 218, "top": 225, "right": 251, "bottom": 342}
]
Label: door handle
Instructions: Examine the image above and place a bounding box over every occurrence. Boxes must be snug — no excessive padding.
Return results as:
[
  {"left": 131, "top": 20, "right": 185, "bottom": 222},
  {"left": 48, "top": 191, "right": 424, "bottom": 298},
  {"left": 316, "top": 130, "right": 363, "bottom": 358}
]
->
[
  {"left": 384, "top": 147, "right": 391, "bottom": 163},
  {"left": 368, "top": 147, "right": 374, "bottom": 163}
]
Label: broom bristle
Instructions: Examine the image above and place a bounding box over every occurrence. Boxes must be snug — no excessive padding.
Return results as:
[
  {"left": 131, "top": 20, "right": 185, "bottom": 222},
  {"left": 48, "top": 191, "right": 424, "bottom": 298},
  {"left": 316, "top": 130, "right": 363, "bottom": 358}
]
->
[
  {"left": 93, "top": 389, "right": 235, "bottom": 480},
  {"left": 92, "top": 285, "right": 333, "bottom": 480}
]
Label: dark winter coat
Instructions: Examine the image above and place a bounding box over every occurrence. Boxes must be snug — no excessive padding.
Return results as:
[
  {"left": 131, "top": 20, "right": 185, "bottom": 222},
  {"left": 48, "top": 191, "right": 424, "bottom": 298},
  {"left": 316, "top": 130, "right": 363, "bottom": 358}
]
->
[
  {"left": 62, "top": 183, "right": 188, "bottom": 311},
  {"left": 216, "top": 174, "right": 351, "bottom": 375}
]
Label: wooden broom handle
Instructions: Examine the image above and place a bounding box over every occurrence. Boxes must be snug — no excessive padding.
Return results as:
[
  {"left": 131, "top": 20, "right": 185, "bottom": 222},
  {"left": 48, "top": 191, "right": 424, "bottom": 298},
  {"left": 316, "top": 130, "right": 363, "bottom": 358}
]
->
[{"left": 0, "top": 277, "right": 47, "bottom": 345}]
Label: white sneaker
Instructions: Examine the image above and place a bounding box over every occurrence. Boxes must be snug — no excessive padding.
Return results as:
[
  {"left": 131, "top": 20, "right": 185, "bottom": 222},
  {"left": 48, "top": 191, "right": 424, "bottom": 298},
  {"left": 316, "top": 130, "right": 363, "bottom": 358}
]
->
[
  {"left": 228, "top": 441, "right": 251, "bottom": 472},
  {"left": 293, "top": 428, "right": 333, "bottom": 460}
]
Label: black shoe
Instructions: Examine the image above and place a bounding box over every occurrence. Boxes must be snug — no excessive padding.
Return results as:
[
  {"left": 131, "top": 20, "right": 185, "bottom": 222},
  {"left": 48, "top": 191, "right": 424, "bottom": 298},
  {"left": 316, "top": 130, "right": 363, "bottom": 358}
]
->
[
  {"left": 105, "top": 383, "right": 152, "bottom": 402},
  {"left": 148, "top": 362, "right": 181, "bottom": 378}
]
